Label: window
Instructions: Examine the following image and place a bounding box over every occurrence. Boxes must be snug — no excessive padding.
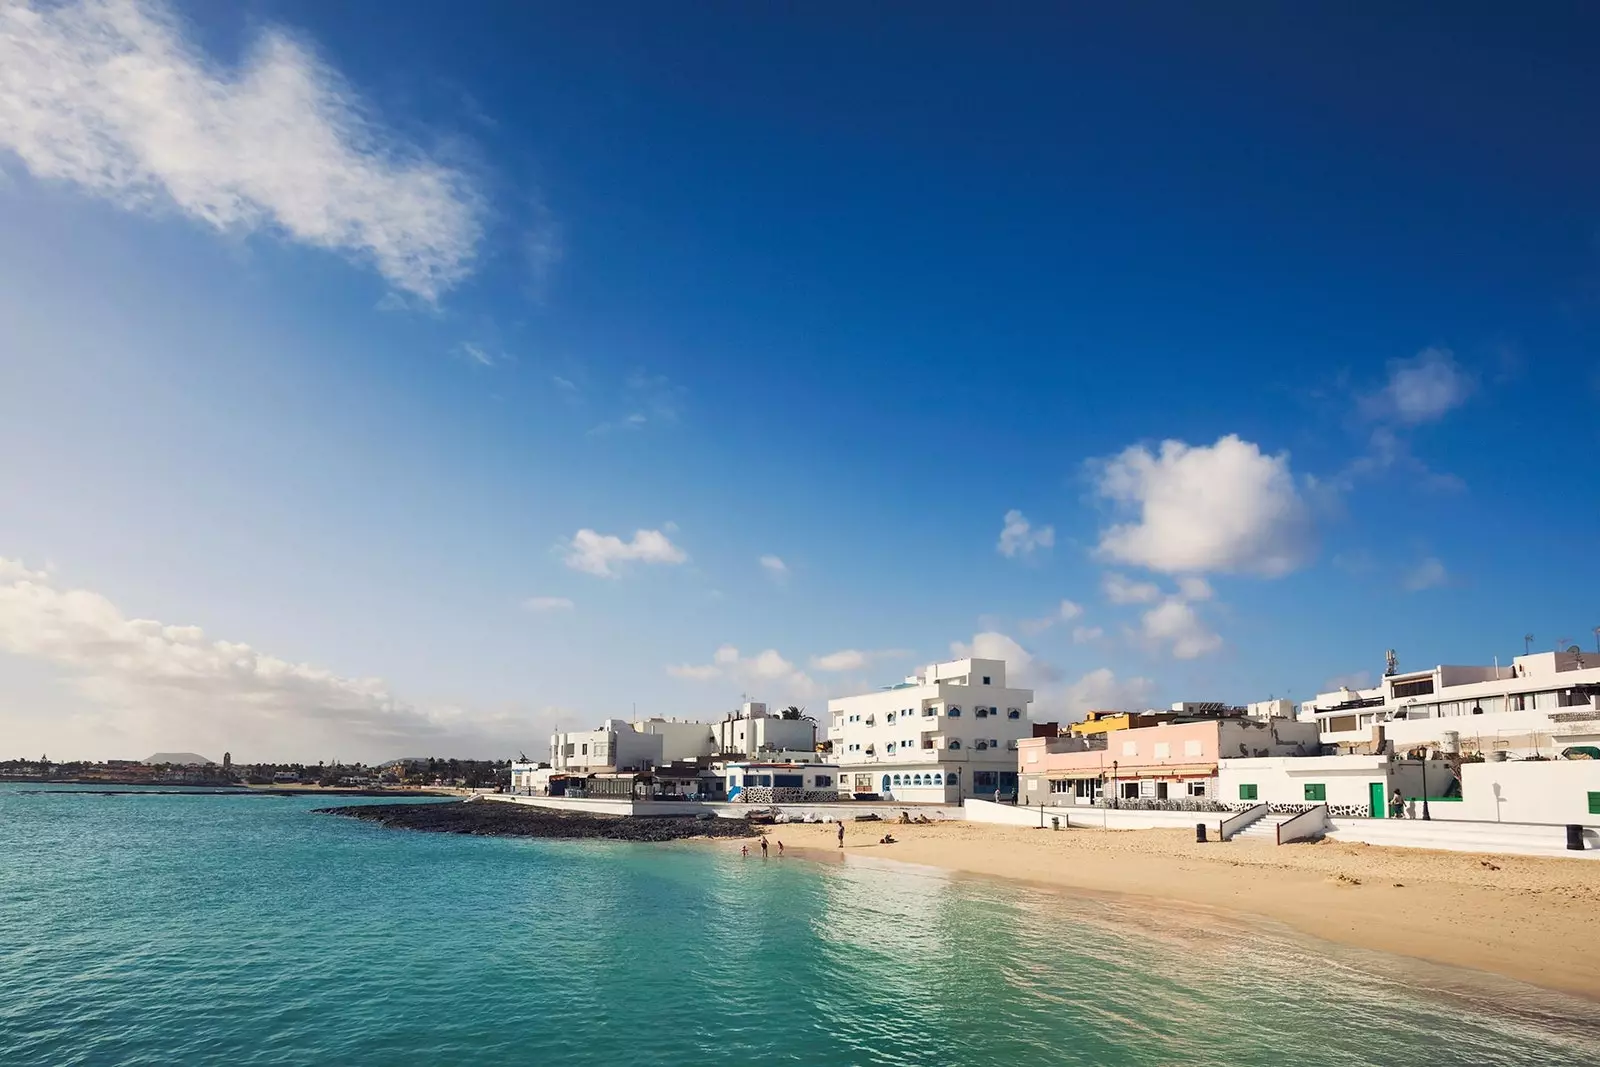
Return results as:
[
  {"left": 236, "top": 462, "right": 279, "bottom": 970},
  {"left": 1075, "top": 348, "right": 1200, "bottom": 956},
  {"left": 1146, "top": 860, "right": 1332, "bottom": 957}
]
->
[
  {"left": 564, "top": 744, "right": 575, "bottom": 757},
  {"left": 1304, "top": 783, "right": 1326, "bottom": 802},
  {"left": 1121, "top": 741, "right": 1137, "bottom": 756},
  {"left": 1239, "top": 784, "right": 1258, "bottom": 800},
  {"left": 1153, "top": 742, "right": 1171, "bottom": 759},
  {"left": 1187, "top": 781, "right": 1207, "bottom": 797},
  {"left": 885, "top": 743, "right": 896, "bottom": 754},
  {"left": 912, "top": 774, "right": 923, "bottom": 785},
  {"left": 973, "top": 771, "right": 998, "bottom": 789},
  {"left": 924, "top": 706, "right": 936, "bottom": 717},
  {"left": 931, "top": 773, "right": 943, "bottom": 784},
  {"left": 1007, "top": 708, "right": 1021, "bottom": 719},
  {"left": 948, "top": 740, "right": 961, "bottom": 750},
  {"left": 976, "top": 707, "right": 989, "bottom": 718},
  {"left": 758, "top": 775, "right": 773, "bottom": 787},
  {"left": 982, "top": 676, "right": 991, "bottom": 685},
  {"left": 1120, "top": 782, "right": 1140, "bottom": 800},
  {"left": 814, "top": 775, "right": 832, "bottom": 788},
  {"left": 975, "top": 741, "right": 989, "bottom": 750},
  {"left": 990, "top": 739, "right": 999, "bottom": 748},
  {"left": 1392, "top": 678, "right": 1434, "bottom": 698},
  {"left": 1184, "top": 739, "right": 1203, "bottom": 758},
  {"left": 729, "top": 776, "right": 740, "bottom": 787},
  {"left": 773, "top": 774, "right": 803, "bottom": 788},
  {"left": 892, "top": 774, "right": 903, "bottom": 785},
  {"left": 1050, "top": 779, "right": 1073, "bottom": 793},
  {"left": 948, "top": 706, "right": 962, "bottom": 717},
  {"left": 887, "top": 712, "right": 896, "bottom": 724},
  {"left": 1589, "top": 792, "right": 1600, "bottom": 816}
]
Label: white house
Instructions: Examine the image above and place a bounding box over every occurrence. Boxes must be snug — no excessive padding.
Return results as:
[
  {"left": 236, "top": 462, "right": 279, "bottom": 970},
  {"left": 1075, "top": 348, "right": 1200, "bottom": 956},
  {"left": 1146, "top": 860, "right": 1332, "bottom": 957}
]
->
[
  {"left": 827, "top": 657, "right": 1034, "bottom": 802},
  {"left": 550, "top": 719, "right": 673, "bottom": 773},
  {"left": 722, "top": 761, "right": 840, "bottom": 803},
  {"left": 1300, "top": 650, "right": 1600, "bottom": 758},
  {"left": 710, "top": 702, "right": 818, "bottom": 757},
  {"left": 1217, "top": 754, "right": 1442, "bottom": 819}
]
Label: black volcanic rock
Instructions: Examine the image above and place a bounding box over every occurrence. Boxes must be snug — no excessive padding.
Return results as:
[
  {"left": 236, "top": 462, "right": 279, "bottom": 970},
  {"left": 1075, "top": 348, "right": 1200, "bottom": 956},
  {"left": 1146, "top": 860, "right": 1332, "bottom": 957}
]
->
[{"left": 314, "top": 801, "right": 758, "bottom": 842}]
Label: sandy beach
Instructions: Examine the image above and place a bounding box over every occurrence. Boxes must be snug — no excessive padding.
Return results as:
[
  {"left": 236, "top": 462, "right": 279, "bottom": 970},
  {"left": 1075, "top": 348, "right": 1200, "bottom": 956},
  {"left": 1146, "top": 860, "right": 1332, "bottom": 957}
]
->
[{"left": 748, "top": 818, "right": 1600, "bottom": 1000}]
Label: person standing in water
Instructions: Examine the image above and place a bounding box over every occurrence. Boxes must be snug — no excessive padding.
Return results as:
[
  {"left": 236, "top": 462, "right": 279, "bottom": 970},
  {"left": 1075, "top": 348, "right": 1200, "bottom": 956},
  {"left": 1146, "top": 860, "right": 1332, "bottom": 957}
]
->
[
  {"left": 837, "top": 821, "right": 845, "bottom": 848},
  {"left": 759, "top": 836, "right": 769, "bottom": 856}
]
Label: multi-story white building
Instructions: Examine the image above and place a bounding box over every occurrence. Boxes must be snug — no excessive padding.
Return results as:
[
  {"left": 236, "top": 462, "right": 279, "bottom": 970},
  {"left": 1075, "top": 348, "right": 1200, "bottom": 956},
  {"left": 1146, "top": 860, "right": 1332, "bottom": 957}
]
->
[
  {"left": 548, "top": 703, "right": 818, "bottom": 774},
  {"left": 1302, "top": 650, "right": 1600, "bottom": 758},
  {"left": 549, "top": 719, "right": 671, "bottom": 774},
  {"left": 827, "top": 657, "right": 1034, "bottom": 802}
]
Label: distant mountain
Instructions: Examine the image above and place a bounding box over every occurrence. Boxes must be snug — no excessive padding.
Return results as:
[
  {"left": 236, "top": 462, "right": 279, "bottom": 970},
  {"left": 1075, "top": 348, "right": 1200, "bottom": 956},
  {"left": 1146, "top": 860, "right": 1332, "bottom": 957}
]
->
[{"left": 143, "top": 752, "right": 216, "bottom": 766}]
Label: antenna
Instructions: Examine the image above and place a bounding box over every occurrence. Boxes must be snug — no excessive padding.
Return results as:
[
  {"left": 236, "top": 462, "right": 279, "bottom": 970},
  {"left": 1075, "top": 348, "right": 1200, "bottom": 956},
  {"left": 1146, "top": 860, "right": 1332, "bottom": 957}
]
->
[
  {"left": 1594, "top": 626, "right": 1600, "bottom": 655},
  {"left": 1523, "top": 633, "right": 1534, "bottom": 656},
  {"left": 1384, "top": 649, "right": 1398, "bottom": 677}
]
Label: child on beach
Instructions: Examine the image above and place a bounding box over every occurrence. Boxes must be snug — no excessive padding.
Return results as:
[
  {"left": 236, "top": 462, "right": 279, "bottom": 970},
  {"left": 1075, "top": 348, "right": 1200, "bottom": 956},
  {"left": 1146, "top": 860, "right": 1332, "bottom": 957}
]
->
[
  {"left": 740, "top": 845, "right": 749, "bottom": 857},
  {"left": 777, "top": 840, "right": 784, "bottom": 855}
]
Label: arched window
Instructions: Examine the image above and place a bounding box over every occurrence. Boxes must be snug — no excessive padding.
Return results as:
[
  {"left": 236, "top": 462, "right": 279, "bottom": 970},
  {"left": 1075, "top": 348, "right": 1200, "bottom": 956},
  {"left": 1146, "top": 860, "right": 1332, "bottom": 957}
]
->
[
  {"left": 975, "top": 741, "right": 989, "bottom": 750},
  {"left": 948, "top": 706, "right": 962, "bottom": 717},
  {"left": 892, "top": 774, "right": 903, "bottom": 785},
  {"left": 1007, "top": 708, "right": 1021, "bottom": 719},
  {"left": 931, "top": 773, "right": 943, "bottom": 784},
  {"left": 912, "top": 774, "right": 923, "bottom": 786},
  {"left": 948, "top": 740, "right": 961, "bottom": 750}
]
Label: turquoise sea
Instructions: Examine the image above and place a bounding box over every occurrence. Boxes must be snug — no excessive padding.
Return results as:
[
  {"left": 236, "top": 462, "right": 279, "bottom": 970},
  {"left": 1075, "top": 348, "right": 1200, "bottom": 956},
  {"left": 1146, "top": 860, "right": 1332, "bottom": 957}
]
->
[{"left": 1, "top": 785, "right": 1596, "bottom": 1067}]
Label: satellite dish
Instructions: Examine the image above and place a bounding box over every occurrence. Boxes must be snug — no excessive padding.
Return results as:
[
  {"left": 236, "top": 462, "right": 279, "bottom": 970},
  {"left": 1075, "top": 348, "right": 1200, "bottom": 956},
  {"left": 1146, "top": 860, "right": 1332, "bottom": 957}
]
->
[{"left": 1568, "top": 645, "right": 1582, "bottom": 655}]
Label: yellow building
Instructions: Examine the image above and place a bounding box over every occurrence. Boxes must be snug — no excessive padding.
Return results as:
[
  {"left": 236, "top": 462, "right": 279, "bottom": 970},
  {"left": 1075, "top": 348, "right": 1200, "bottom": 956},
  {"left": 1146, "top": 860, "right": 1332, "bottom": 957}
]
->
[{"left": 1068, "top": 711, "right": 1175, "bottom": 737}]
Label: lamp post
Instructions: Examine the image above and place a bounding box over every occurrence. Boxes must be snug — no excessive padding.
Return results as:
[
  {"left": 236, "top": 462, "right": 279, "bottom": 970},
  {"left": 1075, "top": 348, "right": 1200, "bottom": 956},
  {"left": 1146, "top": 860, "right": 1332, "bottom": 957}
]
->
[
  {"left": 1420, "top": 755, "right": 1432, "bottom": 821},
  {"left": 1111, "top": 760, "right": 1119, "bottom": 809}
]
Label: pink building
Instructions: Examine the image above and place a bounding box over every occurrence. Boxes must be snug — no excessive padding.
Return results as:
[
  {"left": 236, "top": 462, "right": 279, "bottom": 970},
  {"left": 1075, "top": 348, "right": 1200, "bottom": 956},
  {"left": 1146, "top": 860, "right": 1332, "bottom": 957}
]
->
[{"left": 1017, "top": 717, "right": 1319, "bottom": 806}]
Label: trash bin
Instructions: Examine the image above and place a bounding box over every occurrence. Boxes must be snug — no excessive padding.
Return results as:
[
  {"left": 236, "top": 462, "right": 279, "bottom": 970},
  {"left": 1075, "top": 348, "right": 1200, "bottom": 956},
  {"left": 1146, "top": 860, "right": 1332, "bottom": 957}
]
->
[
  {"left": 1567, "top": 824, "right": 1585, "bottom": 851},
  {"left": 1195, "top": 823, "right": 1207, "bottom": 843},
  {"left": 1050, "top": 816, "right": 1061, "bottom": 831}
]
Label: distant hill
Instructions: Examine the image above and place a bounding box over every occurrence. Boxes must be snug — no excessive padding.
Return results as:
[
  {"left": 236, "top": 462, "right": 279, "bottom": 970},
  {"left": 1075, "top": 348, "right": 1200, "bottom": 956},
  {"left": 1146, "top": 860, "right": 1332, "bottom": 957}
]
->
[{"left": 143, "top": 752, "right": 216, "bottom": 766}]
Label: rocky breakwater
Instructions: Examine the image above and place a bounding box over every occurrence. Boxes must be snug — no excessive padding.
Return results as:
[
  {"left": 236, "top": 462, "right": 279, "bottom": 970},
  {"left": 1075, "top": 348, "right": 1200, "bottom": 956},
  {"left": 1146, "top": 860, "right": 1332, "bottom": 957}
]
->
[{"left": 315, "top": 801, "right": 757, "bottom": 842}]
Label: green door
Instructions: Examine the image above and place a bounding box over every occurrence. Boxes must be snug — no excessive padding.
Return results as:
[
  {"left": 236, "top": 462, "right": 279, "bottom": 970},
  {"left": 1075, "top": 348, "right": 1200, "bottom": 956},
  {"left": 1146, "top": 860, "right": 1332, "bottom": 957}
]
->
[{"left": 1369, "top": 781, "right": 1385, "bottom": 818}]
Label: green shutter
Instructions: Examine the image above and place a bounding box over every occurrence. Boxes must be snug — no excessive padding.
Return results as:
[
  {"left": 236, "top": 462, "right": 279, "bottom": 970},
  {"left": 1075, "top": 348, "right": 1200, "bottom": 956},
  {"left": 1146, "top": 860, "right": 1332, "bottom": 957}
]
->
[
  {"left": 1240, "top": 784, "right": 1257, "bottom": 800},
  {"left": 1588, "top": 792, "right": 1600, "bottom": 815},
  {"left": 1304, "top": 783, "right": 1326, "bottom": 802}
]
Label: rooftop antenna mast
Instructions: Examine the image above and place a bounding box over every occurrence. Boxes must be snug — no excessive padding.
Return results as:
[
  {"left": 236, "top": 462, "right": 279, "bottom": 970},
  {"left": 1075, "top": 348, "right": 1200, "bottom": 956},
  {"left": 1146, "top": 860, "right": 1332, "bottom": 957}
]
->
[
  {"left": 1383, "top": 649, "right": 1398, "bottom": 677},
  {"left": 1524, "top": 633, "right": 1534, "bottom": 656},
  {"left": 1593, "top": 626, "right": 1600, "bottom": 656}
]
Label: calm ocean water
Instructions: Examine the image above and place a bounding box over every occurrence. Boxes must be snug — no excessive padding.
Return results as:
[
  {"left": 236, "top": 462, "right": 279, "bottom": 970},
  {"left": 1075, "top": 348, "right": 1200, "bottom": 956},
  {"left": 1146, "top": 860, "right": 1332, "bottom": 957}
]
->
[{"left": 1, "top": 785, "right": 1595, "bottom": 1067}]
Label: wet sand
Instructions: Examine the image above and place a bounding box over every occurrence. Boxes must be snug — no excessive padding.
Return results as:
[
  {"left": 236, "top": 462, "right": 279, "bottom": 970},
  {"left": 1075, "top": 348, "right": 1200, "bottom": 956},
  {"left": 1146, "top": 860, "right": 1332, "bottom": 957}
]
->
[{"left": 750, "top": 818, "right": 1600, "bottom": 1001}]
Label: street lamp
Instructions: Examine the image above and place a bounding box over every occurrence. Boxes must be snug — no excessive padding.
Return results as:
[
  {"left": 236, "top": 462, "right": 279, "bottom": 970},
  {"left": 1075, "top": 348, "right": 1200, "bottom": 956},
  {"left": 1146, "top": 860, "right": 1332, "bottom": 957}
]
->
[
  {"left": 1111, "top": 760, "right": 1119, "bottom": 809},
  {"left": 1420, "top": 754, "right": 1432, "bottom": 821}
]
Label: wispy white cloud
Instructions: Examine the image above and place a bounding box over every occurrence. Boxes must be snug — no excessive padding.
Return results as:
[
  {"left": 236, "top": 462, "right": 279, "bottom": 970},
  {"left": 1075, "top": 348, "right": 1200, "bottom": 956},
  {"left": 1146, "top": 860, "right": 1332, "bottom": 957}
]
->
[
  {"left": 1403, "top": 556, "right": 1448, "bottom": 592},
  {"left": 453, "top": 341, "right": 503, "bottom": 367},
  {"left": 1102, "top": 572, "right": 1161, "bottom": 605},
  {"left": 1018, "top": 598, "right": 1085, "bottom": 636},
  {"left": 1364, "top": 347, "right": 1473, "bottom": 425},
  {"left": 587, "top": 371, "right": 687, "bottom": 435},
  {"left": 759, "top": 555, "right": 788, "bottom": 581},
  {"left": 563, "top": 528, "right": 687, "bottom": 578},
  {"left": 1092, "top": 435, "right": 1314, "bottom": 577},
  {"left": 809, "top": 648, "right": 910, "bottom": 673},
  {"left": 667, "top": 644, "right": 816, "bottom": 699},
  {"left": 1070, "top": 625, "right": 1103, "bottom": 644},
  {"left": 0, "top": 0, "right": 485, "bottom": 300},
  {"left": 0, "top": 557, "right": 532, "bottom": 760},
  {"left": 996, "top": 509, "right": 1054, "bottom": 559},
  {"left": 521, "top": 596, "right": 573, "bottom": 612}
]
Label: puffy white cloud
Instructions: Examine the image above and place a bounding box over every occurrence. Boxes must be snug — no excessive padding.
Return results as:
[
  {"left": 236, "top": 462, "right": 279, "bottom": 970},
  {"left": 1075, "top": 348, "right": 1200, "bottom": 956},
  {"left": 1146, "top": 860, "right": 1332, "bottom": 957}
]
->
[
  {"left": 759, "top": 555, "right": 788, "bottom": 580},
  {"left": 1070, "top": 625, "right": 1103, "bottom": 644},
  {"left": 1176, "top": 576, "right": 1213, "bottom": 601},
  {"left": 1403, "top": 557, "right": 1448, "bottom": 592},
  {"left": 0, "top": 0, "right": 484, "bottom": 300},
  {"left": 1102, "top": 572, "right": 1161, "bottom": 604},
  {"left": 563, "top": 528, "right": 687, "bottom": 578},
  {"left": 521, "top": 596, "right": 573, "bottom": 612},
  {"left": 0, "top": 557, "right": 536, "bottom": 760},
  {"left": 1093, "top": 435, "right": 1314, "bottom": 577},
  {"left": 666, "top": 645, "right": 816, "bottom": 700},
  {"left": 949, "top": 632, "right": 1061, "bottom": 691},
  {"left": 1139, "top": 598, "right": 1223, "bottom": 660},
  {"left": 997, "top": 509, "right": 1054, "bottom": 559},
  {"left": 1366, "top": 348, "right": 1472, "bottom": 425},
  {"left": 1061, "top": 668, "right": 1157, "bottom": 719}
]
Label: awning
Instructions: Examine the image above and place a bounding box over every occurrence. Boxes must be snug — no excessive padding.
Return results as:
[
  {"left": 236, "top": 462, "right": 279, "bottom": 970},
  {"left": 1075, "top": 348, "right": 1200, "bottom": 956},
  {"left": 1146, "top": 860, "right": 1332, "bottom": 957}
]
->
[{"left": 1045, "top": 763, "right": 1215, "bottom": 781}]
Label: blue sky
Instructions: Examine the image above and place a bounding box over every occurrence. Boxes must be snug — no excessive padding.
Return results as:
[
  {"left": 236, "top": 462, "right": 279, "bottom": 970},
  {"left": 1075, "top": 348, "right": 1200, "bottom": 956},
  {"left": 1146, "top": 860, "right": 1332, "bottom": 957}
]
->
[{"left": 2, "top": 1, "right": 1597, "bottom": 761}]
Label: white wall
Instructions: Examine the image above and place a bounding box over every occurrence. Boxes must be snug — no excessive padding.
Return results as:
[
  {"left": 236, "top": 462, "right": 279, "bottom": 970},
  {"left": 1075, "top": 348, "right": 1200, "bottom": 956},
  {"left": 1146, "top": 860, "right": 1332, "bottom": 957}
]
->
[
  {"left": 1456, "top": 761, "right": 1600, "bottom": 825},
  {"left": 1218, "top": 756, "right": 1390, "bottom": 812},
  {"left": 636, "top": 720, "right": 716, "bottom": 763}
]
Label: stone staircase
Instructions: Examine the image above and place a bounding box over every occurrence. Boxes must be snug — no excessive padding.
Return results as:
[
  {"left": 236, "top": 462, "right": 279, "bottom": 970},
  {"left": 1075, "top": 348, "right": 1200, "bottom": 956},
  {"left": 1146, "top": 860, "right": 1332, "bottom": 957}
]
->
[{"left": 1230, "top": 813, "right": 1300, "bottom": 843}]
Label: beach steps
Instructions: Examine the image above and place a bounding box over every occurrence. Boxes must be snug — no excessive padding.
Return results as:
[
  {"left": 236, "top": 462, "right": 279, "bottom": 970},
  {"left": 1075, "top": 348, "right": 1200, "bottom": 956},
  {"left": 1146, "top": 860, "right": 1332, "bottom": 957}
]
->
[{"left": 1230, "top": 814, "right": 1301, "bottom": 843}]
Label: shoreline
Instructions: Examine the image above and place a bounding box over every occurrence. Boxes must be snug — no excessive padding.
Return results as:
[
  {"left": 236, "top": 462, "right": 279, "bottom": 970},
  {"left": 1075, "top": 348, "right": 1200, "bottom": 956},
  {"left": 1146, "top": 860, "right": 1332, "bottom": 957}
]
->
[{"left": 738, "top": 819, "right": 1600, "bottom": 1002}]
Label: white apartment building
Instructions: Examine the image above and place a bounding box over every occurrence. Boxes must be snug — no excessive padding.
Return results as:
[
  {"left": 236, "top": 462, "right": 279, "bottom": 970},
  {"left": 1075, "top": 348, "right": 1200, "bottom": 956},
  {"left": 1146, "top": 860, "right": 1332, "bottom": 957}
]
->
[
  {"left": 827, "top": 657, "right": 1034, "bottom": 802},
  {"left": 1301, "top": 650, "right": 1600, "bottom": 758},
  {"left": 548, "top": 704, "right": 818, "bottom": 773},
  {"left": 549, "top": 719, "right": 671, "bottom": 773}
]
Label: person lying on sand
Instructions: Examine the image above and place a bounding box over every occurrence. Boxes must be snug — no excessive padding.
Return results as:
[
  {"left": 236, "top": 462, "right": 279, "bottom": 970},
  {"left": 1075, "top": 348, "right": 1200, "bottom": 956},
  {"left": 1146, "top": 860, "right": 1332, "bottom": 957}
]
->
[{"left": 879, "top": 833, "right": 897, "bottom": 844}]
